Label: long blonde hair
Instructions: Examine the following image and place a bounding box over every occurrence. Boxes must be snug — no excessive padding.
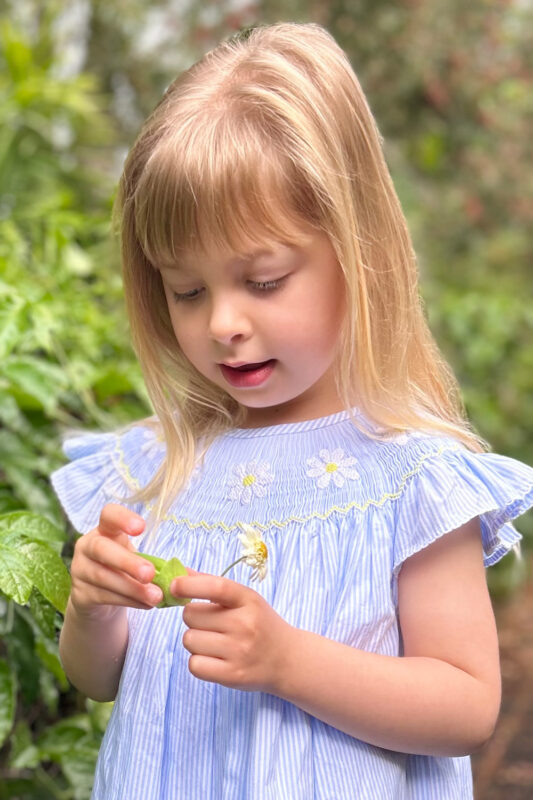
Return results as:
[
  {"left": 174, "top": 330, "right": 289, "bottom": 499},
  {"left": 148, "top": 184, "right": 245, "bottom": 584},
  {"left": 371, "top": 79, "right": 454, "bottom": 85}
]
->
[{"left": 115, "top": 21, "right": 484, "bottom": 521}]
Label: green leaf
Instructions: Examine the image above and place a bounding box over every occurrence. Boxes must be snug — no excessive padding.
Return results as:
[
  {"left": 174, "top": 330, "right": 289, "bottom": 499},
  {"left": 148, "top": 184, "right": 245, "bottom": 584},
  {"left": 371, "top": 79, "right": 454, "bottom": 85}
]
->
[
  {"left": 2, "top": 462, "right": 59, "bottom": 517},
  {"left": 29, "top": 588, "right": 57, "bottom": 638},
  {"left": 8, "top": 608, "right": 39, "bottom": 706},
  {"left": 35, "top": 637, "right": 68, "bottom": 690},
  {"left": 86, "top": 698, "right": 113, "bottom": 734},
  {"left": 37, "top": 716, "right": 92, "bottom": 759},
  {"left": 0, "top": 777, "right": 52, "bottom": 800},
  {"left": 0, "top": 510, "right": 65, "bottom": 551},
  {"left": 19, "top": 541, "right": 71, "bottom": 613},
  {"left": 138, "top": 552, "right": 189, "bottom": 607},
  {"left": 0, "top": 288, "right": 25, "bottom": 360},
  {"left": 0, "top": 548, "right": 33, "bottom": 604},
  {"left": 62, "top": 243, "right": 93, "bottom": 276},
  {"left": 2, "top": 356, "right": 67, "bottom": 413},
  {"left": 0, "top": 514, "right": 70, "bottom": 611},
  {"left": 8, "top": 720, "right": 40, "bottom": 770},
  {"left": 60, "top": 746, "right": 99, "bottom": 800},
  {"left": 0, "top": 487, "right": 21, "bottom": 514},
  {"left": 0, "top": 658, "right": 16, "bottom": 748},
  {"left": 0, "top": 595, "right": 14, "bottom": 635}
]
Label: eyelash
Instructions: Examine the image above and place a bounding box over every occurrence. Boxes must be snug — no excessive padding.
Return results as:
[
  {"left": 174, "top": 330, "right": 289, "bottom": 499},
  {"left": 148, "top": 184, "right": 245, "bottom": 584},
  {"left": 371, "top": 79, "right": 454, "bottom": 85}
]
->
[{"left": 172, "top": 278, "right": 286, "bottom": 303}]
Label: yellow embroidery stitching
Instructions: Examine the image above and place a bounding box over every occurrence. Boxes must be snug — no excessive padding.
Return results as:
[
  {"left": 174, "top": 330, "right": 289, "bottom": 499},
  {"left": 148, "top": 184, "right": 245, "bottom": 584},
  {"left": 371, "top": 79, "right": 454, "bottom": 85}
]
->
[{"left": 112, "top": 439, "right": 462, "bottom": 533}]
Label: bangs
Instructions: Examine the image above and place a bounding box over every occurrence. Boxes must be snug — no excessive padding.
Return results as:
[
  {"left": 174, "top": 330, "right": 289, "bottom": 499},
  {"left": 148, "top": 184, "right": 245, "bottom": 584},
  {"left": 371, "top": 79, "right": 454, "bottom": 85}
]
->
[{"left": 132, "top": 111, "right": 323, "bottom": 269}]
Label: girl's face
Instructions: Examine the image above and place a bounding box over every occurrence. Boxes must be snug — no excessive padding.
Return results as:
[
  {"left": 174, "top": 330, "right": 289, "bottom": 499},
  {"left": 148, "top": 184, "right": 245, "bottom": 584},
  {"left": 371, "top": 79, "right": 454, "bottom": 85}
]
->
[{"left": 159, "top": 227, "right": 346, "bottom": 427}]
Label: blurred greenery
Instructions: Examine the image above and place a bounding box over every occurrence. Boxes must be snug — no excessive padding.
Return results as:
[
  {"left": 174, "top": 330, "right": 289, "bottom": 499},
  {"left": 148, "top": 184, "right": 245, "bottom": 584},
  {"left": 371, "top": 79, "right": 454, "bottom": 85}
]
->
[{"left": 0, "top": 0, "right": 531, "bottom": 794}]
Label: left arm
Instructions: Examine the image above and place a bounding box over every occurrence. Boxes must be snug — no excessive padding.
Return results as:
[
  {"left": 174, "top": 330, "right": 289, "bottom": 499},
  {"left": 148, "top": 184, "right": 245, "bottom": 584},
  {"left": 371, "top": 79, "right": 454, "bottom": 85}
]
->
[{"left": 173, "top": 518, "right": 501, "bottom": 756}]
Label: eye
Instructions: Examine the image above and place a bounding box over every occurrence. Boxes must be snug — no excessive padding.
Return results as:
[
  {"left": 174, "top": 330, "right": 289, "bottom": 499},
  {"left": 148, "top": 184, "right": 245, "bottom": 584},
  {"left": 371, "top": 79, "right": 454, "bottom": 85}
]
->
[
  {"left": 172, "top": 287, "right": 204, "bottom": 302},
  {"left": 249, "top": 277, "right": 287, "bottom": 292}
]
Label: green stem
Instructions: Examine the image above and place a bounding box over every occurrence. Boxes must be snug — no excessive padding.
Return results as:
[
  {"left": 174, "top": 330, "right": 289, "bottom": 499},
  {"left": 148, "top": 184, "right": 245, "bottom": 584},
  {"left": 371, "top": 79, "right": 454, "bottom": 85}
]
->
[{"left": 220, "top": 556, "right": 245, "bottom": 577}]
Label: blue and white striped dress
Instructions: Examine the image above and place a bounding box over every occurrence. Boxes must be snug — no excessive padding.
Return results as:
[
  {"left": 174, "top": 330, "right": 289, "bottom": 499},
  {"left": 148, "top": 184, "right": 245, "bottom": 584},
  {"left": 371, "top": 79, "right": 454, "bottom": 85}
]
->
[{"left": 51, "top": 409, "right": 533, "bottom": 800}]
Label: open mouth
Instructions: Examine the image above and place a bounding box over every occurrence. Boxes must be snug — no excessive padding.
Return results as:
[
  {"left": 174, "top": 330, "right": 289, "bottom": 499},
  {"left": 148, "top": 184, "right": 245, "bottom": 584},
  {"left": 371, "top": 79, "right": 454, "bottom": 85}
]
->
[
  {"left": 231, "top": 361, "right": 272, "bottom": 372},
  {"left": 219, "top": 359, "right": 276, "bottom": 388}
]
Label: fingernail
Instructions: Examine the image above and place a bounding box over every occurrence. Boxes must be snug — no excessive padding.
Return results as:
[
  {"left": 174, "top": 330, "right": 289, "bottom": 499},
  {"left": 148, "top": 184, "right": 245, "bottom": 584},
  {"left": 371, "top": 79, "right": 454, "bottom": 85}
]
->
[
  {"left": 127, "top": 518, "right": 144, "bottom": 535},
  {"left": 148, "top": 585, "right": 163, "bottom": 604},
  {"left": 139, "top": 566, "right": 153, "bottom": 582}
]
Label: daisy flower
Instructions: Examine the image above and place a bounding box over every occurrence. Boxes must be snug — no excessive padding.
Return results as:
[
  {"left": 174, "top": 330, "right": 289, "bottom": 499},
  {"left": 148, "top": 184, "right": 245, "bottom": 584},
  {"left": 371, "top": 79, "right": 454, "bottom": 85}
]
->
[
  {"left": 226, "top": 461, "right": 274, "bottom": 504},
  {"left": 306, "top": 448, "right": 359, "bottom": 489},
  {"left": 220, "top": 525, "right": 268, "bottom": 582}
]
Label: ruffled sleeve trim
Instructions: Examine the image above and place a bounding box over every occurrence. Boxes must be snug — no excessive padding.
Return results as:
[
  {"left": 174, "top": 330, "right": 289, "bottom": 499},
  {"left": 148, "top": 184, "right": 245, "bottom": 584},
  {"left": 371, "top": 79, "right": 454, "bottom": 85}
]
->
[
  {"left": 50, "top": 423, "right": 163, "bottom": 534},
  {"left": 392, "top": 446, "right": 533, "bottom": 574}
]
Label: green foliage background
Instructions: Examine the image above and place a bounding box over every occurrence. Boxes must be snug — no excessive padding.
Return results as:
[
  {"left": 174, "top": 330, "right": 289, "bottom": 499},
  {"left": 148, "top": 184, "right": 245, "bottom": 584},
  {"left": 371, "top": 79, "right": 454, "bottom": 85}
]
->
[{"left": 0, "top": 0, "right": 531, "bottom": 795}]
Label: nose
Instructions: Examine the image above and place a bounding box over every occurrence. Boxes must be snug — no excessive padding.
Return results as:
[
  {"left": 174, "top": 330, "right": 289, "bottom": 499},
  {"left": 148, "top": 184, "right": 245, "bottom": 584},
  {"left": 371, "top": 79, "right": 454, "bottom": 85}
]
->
[{"left": 207, "top": 293, "right": 252, "bottom": 345}]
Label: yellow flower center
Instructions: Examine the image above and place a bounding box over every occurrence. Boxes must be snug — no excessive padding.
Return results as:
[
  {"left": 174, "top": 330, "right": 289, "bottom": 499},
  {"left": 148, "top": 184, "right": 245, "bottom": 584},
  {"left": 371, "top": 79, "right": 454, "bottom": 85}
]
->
[
  {"left": 255, "top": 541, "right": 268, "bottom": 562},
  {"left": 325, "top": 462, "right": 338, "bottom": 473},
  {"left": 242, "top": 474, "right": 256, "bottom": 487}
]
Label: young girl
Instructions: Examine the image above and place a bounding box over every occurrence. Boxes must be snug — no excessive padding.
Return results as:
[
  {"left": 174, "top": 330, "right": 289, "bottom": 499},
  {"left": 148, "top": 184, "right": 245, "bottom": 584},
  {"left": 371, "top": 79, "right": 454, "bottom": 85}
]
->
[{"left": 52, "top": 21, "right": 533, "bottom": 800}]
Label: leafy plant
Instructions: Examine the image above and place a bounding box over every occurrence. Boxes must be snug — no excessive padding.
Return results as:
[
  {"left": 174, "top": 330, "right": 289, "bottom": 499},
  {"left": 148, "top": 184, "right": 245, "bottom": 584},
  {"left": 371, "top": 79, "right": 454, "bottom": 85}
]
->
[{"left": 0, "top": 12, "right": 149, "bottom": 797}]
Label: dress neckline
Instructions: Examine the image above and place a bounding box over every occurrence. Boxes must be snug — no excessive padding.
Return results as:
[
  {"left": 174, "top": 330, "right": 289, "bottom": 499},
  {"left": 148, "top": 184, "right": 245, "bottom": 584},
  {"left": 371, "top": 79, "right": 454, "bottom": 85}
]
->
[{"left": 225, "top": 407, "right": 361, "bottom": 438}]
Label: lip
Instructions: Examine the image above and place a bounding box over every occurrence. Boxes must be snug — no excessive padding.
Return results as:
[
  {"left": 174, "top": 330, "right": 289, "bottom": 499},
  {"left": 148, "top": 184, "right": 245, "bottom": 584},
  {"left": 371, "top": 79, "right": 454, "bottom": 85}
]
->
[{"left": 219, "top": 359, "right": 276, "bottom": 388}]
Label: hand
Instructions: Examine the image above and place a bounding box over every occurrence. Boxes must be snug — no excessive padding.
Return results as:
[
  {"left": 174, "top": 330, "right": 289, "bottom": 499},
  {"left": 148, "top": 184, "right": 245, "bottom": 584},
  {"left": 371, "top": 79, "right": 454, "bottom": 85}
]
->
[
  {"left": 173, "top": 574, "right": 294, "bottom": 694},
  {"left": 69, "top": 503, "right": 163, "bottom": 619}
]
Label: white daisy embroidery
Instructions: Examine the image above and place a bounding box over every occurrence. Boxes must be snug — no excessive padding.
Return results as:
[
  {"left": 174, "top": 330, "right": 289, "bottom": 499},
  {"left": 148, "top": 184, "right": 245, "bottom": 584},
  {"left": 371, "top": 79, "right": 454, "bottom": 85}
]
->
[
  {"left": 382, "top": 431, "right": 410, "bottom": 445},
  {"left": 306, "top": 448, "right": 360, "bottom": 489},
  {"left": 374, "top": 427, "right": 417, "bottom": 445},
  {"left": 226, "top": 461, "right": 274, "bottom": 504},
  {"left": 139, "top": 428, "right": 166, "bottom": 458}
]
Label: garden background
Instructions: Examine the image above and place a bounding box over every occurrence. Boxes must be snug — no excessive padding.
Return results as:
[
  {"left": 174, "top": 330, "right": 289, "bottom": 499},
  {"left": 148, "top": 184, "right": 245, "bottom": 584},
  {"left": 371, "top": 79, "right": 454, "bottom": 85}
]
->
[{"left": 0, "top": 0, "right": 532, "bottom": 797}]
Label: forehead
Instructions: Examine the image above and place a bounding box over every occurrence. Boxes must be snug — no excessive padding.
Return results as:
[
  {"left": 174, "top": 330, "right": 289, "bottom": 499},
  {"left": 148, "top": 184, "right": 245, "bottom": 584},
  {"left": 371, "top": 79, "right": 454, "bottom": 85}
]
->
[{"left": 171, "top": 229, "right": 315, "bottom": 273}]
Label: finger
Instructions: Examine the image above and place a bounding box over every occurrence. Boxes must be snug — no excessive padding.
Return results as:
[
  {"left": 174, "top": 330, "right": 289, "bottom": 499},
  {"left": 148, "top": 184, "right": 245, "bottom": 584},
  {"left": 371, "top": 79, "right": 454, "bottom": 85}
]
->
[
  {"left": 182, "top": 600, "right": 229, "bottom": 631},
  {"left": 82, "top": 533, "right": 155, "bottom": 584},
  {"left": 182, "top": 629, "right": 227, "bottom": 658},
  {"left": 98, "top": 503, "right": 146, "bottom": 539},
  {"left": 188, "top": 654, "right": 231, "bottom": 686},
  {"left": 171, "top": 575, "right": 244, "bottom": 608},
  {"left": 72, "top": 583, "right": 159, "bottom": 612},
  {"left": 74, "top": 560, "right": 163, "bottom": 607}
]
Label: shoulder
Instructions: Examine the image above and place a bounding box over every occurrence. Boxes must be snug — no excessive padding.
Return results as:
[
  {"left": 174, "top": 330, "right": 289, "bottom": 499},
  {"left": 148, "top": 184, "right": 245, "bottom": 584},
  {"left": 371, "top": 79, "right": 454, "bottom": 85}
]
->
[
  {"left": 376, "top": 426, "right": 533, "bottom": 574},
  {"left": 50, "top": 417, "right": 164, "bottom": 534}
]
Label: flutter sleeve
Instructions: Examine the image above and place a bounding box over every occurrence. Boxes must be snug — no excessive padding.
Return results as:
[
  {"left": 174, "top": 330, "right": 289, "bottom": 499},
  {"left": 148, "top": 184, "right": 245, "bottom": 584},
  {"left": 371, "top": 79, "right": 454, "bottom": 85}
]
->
[
  {"left": 392, "top": 444, "right": 533, "bottom": 574},
  {"left": 50, "top": 424, "right": 161, "bottom": 535}
]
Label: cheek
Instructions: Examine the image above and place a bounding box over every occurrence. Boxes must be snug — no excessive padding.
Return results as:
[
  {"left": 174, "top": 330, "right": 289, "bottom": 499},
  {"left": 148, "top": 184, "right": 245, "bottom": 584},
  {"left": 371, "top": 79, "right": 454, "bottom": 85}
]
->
[{"left": 166, "top": 311, "right": 199, "bottom": 360}]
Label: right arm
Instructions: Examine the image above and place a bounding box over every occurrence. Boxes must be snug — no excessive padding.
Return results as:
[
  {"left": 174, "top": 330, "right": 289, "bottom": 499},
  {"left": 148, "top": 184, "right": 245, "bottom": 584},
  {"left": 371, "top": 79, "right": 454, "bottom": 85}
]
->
[{"left": 59, "top": 504, "right": 164, "bottom": 701}]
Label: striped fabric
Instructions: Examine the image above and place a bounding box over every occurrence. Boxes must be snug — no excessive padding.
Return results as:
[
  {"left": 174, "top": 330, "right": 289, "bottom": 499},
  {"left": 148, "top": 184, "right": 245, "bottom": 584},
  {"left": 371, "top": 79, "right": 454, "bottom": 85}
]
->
[{"left": 51, "top": 409, "right": 533, "bottom": 800}]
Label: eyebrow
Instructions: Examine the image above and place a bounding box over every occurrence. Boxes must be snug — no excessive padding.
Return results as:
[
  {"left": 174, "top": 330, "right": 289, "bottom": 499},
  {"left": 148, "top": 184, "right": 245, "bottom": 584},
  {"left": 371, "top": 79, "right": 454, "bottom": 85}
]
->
[{"left": 173, "top": 248, "right": 274, "bottom": 274}]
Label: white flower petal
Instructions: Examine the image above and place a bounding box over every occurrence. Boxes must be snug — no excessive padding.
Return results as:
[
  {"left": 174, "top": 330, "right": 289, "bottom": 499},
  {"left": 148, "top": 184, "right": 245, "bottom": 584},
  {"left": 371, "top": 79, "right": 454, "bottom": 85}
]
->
[
  {"left": 318, "top": 449, "right": 331, "bottom": 462},
  {"left": 331, "top": 448, "right": 345, "bottom": 463},
  {"left": 339, "top": 456, "right": 358, "bottom": 467},
  {"left": 228, "top": 485, "right": 242, "bottom": 500},
  {"left": 317, "top": 472, "right": 331, "bottom": 489},
  {"left": 306, "top": 467, "right": 325, "bottom": 478},
  {"left": 332, "top": 470, "right": 345, "bottom": 488},
  {"left": 255, "top": 463, "right": 274, "bottom": 481},
  {"left": 241, "top": 485, "right": 252, "bottom": 504},
  {"left": 306, "top": 456, "right": 324, "bottom": 470},
  {"left": 340, "top": 466, "right": 360, "bottom": 480}
]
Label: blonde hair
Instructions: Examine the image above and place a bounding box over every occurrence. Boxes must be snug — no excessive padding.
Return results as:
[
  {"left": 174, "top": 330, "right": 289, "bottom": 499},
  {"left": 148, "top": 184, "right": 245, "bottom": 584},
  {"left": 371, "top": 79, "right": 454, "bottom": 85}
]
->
[{"left": 114, "top": 21, "right": 484, "bottom": 522}]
